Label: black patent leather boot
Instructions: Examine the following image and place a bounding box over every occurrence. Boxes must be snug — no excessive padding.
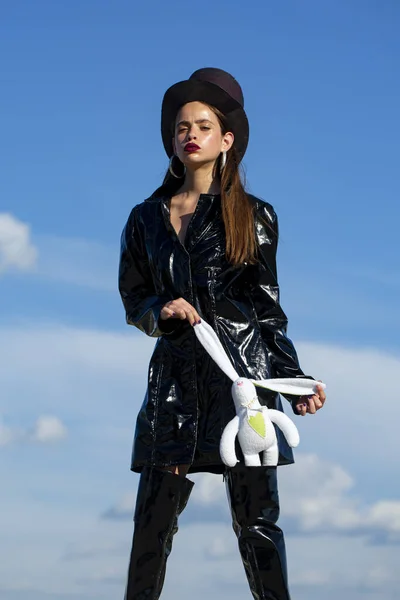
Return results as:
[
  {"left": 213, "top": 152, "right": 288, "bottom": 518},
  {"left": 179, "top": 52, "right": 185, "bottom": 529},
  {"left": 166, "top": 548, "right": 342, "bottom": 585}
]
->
[
  {"left": 124, "top": 467, "right": 194, "bottom": 600},
  {"left": 225, "top": 464, "right": 291, "bottom": 600}
]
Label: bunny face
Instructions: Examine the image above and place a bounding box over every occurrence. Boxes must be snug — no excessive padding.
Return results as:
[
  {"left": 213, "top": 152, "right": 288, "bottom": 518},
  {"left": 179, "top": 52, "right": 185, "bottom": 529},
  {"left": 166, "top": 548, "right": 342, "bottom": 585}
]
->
[{"left": 231, "top": 378, "right": 259, "bottom": 409}]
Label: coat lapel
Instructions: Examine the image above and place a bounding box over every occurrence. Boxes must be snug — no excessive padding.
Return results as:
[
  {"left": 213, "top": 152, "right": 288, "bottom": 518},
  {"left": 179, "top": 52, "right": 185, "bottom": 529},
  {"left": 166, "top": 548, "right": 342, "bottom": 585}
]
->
[{"left": 158, "top": 194, "right": 221, "bottom": 253}]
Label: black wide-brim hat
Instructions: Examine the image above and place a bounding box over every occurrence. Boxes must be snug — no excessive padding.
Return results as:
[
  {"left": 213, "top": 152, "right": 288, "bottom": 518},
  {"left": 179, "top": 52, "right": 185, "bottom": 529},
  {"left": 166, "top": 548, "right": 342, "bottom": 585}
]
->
[{"left": 161, "top": 67, "right": 249, "bottom": 163}]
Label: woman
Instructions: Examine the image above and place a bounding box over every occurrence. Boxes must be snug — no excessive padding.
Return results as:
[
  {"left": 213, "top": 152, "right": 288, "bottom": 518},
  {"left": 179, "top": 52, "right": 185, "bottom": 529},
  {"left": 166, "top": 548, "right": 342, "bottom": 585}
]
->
[{"left": 118, "top": 67, "right": 326, "bottom": 600}]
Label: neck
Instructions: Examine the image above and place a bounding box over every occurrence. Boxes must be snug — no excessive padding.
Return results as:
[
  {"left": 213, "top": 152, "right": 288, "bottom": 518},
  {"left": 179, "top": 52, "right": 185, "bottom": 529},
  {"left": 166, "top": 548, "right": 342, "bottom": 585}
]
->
[{"left": 177, "top": 163, "right": 221, "bottom": 197}]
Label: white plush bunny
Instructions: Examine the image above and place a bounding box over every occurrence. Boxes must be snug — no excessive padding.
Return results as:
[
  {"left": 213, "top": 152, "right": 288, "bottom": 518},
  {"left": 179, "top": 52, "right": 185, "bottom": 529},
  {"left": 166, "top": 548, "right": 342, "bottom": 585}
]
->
[{"left": 193, "top": 319, "right": 326, "bottom": 467}]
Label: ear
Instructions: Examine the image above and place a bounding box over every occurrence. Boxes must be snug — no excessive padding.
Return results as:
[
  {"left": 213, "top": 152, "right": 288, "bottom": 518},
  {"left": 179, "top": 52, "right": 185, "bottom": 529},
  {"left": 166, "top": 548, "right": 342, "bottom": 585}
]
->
[
  {"left": 221, "top": 131, "right": 234, "bottom": 153},
  {"left": 251, "top": 378, "right": 326, "bottom": 396},
  {"left": 193, "top": 320, "right": 239, "bottom": 382}
]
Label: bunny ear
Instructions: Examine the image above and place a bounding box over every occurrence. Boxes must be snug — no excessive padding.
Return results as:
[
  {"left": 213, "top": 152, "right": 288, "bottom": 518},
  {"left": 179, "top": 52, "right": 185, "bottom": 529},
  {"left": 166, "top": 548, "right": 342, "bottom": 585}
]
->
[
  {"left": 251, "top": 378, "right": 326, "bottom": 396},
  {"left": 194, "top": 321, "right": 239, "bottom": 382}
]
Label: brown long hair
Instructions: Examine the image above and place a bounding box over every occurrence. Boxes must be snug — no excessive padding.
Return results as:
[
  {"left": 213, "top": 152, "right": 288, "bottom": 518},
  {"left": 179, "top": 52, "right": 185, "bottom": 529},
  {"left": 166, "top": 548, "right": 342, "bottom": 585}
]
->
[{"left": 158, "top": 104, "right": 257, "bottom": 266}]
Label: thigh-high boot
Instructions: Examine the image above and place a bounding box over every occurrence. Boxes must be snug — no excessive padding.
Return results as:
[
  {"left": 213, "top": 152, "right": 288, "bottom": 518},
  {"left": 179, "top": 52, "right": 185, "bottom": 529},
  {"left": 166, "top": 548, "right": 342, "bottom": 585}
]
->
[
  {"left": 225, "top": 464, "right": 291, "bottom": 600},
  {"left": 124, "top": 467, "right": 194, "bottom": 600}
]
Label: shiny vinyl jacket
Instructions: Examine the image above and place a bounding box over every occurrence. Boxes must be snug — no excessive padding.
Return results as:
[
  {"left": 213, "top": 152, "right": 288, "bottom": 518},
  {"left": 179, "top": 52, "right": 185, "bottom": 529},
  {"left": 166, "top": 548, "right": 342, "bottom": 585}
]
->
[{"left": 118, "top": 191, "right": 311, "bottom": 474}]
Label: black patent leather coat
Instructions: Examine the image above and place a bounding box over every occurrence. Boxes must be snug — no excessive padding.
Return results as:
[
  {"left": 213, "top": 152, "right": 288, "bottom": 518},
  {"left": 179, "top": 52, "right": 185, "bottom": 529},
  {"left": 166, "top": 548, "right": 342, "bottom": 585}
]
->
[{"left": 118, "top": 191, "right": 311, "bottom": 474}]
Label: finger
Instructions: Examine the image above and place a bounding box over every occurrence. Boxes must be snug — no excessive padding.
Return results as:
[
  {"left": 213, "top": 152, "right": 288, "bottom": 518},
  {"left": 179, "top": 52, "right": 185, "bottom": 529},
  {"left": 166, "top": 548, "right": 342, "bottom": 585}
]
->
[
  {"left": 167, "top": 304, "right": 187, "bottom": 320},
  {"left": 312, "top": 394, "right": 323, "bottom": 409},
  {"left": 295, "top": 402, "right": 307, "bottom": 416},
  {"left": 176, "top": 307, "right": 195, "bottom": 323},
  {"left": 173, "top": 298, "right": 199, "bottom": 317},
  {"left": 306, "top": 398, "right": 317, "bottom": 414},
  {"left": 174, "top": 299, "right": 201, "bottom": 325},
  {"left": 296, "top": 395, "right": 308, "bottom": 416},
  {"left": 180, "top": 300, "right": 201, "bottom": 324},
  {"left": 173, "top": 303, "right": 196, "bottom": 325},
  {"left": 160, "top": 306, "right": 175, "bottom": 321},
  {"left": 184, "top": 306, "right": 198, "bottom": 326},
  {"left": 317, "top": 385, "right": 326, "bottom": 403}
]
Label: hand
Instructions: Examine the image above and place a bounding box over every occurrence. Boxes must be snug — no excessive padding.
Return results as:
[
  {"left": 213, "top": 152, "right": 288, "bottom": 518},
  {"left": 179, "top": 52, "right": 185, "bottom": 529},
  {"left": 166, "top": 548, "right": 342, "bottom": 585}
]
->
[
  {"left": 294, "top": 383, "right": 326, "bottom": 416},
  {"left": 160, "top": 298, "right": 201, "bottom": 327}
]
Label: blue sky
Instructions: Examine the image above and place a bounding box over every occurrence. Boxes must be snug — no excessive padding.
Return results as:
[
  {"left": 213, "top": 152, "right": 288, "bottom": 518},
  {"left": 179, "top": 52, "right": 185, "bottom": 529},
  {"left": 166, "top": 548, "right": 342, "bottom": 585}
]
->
[{"left": 1, "top": 1, "right": 399, "bottom": 599}]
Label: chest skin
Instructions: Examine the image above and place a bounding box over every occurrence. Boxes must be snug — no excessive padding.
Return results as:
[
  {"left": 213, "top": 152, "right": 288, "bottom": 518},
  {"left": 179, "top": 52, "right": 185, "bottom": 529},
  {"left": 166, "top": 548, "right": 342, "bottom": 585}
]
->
[{"left": 169, "top": 195, "right": 197, "bottom": 245}]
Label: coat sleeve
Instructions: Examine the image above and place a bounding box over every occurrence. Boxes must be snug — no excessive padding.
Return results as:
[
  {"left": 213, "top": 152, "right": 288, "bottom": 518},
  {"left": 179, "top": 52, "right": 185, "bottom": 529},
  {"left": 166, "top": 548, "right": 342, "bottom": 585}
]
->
[
  {"left": 118, "top": 207, "right": 178, "bottom": 337},
  {"left": 252, "top": 202, "right": 314, "bottom": 411}
]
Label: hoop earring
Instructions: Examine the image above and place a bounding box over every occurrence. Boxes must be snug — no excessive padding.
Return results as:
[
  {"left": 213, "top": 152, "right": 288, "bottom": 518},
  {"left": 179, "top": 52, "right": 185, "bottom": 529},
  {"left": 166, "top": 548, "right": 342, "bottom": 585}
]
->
[
  {"left": 220, "top": 151, "right": 227, "bottom": 173},
  {"left": 169, "top": 155, "right": 185, "bottom": 178}
]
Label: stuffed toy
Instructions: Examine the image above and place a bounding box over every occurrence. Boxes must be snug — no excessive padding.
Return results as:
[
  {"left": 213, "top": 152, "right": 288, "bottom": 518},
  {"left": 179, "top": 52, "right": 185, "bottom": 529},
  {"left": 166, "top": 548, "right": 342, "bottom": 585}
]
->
[{"left": 193, "top": 319, "right": 326, "bottom": 467}]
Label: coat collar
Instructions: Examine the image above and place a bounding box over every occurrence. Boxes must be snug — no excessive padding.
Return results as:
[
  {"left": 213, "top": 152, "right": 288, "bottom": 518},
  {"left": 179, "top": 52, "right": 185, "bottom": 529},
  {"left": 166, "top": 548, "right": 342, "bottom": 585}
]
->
[{"left": 158, "top": 193, "right": 221, "bottom": 252}]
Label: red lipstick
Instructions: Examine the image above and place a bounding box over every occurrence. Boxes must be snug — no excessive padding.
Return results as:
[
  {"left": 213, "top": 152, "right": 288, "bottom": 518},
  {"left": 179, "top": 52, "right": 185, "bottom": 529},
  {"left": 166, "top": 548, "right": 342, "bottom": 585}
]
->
[{"left": 184, "top": 143, "right": 200, "bottom": 153}]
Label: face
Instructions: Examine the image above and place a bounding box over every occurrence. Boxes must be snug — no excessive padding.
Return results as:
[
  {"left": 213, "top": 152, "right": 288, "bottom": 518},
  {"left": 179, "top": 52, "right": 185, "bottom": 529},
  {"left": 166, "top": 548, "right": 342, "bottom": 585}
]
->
[{"left": 173, "top": 101, "right": 234, "bottom": 169}]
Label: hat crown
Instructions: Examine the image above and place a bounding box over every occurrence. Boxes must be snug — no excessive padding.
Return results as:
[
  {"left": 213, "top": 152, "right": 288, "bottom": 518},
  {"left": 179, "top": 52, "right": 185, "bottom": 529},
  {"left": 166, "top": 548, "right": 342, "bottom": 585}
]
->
[{"left": 189, "top": 68, "right": 244, "bottom": 108}]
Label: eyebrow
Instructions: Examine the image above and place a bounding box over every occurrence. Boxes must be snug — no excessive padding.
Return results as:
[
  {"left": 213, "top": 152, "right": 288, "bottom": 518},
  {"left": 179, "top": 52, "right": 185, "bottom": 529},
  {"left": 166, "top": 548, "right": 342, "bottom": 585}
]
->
[{"left": 176, "top": 119, "right": 213, "bottom": 127}]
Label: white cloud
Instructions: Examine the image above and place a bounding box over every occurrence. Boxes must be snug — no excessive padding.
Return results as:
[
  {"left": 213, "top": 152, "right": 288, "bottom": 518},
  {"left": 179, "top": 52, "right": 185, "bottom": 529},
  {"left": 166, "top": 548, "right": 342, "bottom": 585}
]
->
[
  {"left": 0, "top": 213, "right": 38, "bottom": 274},
  {"left": 0, "top": 324, "right": 155, "bottom": 424},
  {"left": 206, "top": 534, "right": 236, "bottom": 559},
  {"left": 30, "top": 416, "right": 68, "bottom": 443},
  {"left": 151, "top": 523, "right": 400, "bottom": 599},
  {"left": 279, "top": 454, "right": 400, "bottom": 542},
  {"left": 1, "top": 323, "right": 399, "bottom": 469},
  {"left": 0, "top": 322, "right": 400, "bottom": 599},
  {"left": 0, "top": 417, "right": 15, "bottom": 446},
  {"left": 106, "top": 453, "right": 400, "bottom": 543},
  {"left": 291, "top": 569, "right": 331, "bottom": 586},
  {"left": 289, "top": 340, "right": 400, "bottom": 471},
  {"left": 0, "top": 215, "right": 116, "bottom": 289},
  {"left": 368, "top": 500, "right": 400, "bottom": 535},
  {"left": 101, "top": 491, "right": 136, "bottom": 520},
  {"left": 102, "top": 472, "right": 228, "bottom": 521},
  {"left": 0, "top": 414, "right": 68, "bottom": 446},
  {"left": 191, "top": 472, "right": 227, "bottom": 506}
]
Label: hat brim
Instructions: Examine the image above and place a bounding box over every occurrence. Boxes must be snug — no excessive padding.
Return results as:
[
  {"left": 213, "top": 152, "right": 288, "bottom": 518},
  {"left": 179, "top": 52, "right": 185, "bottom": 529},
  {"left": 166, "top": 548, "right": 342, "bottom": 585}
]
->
[{"left": 161, "top": 79, "right": 249, "bottom": 162}]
